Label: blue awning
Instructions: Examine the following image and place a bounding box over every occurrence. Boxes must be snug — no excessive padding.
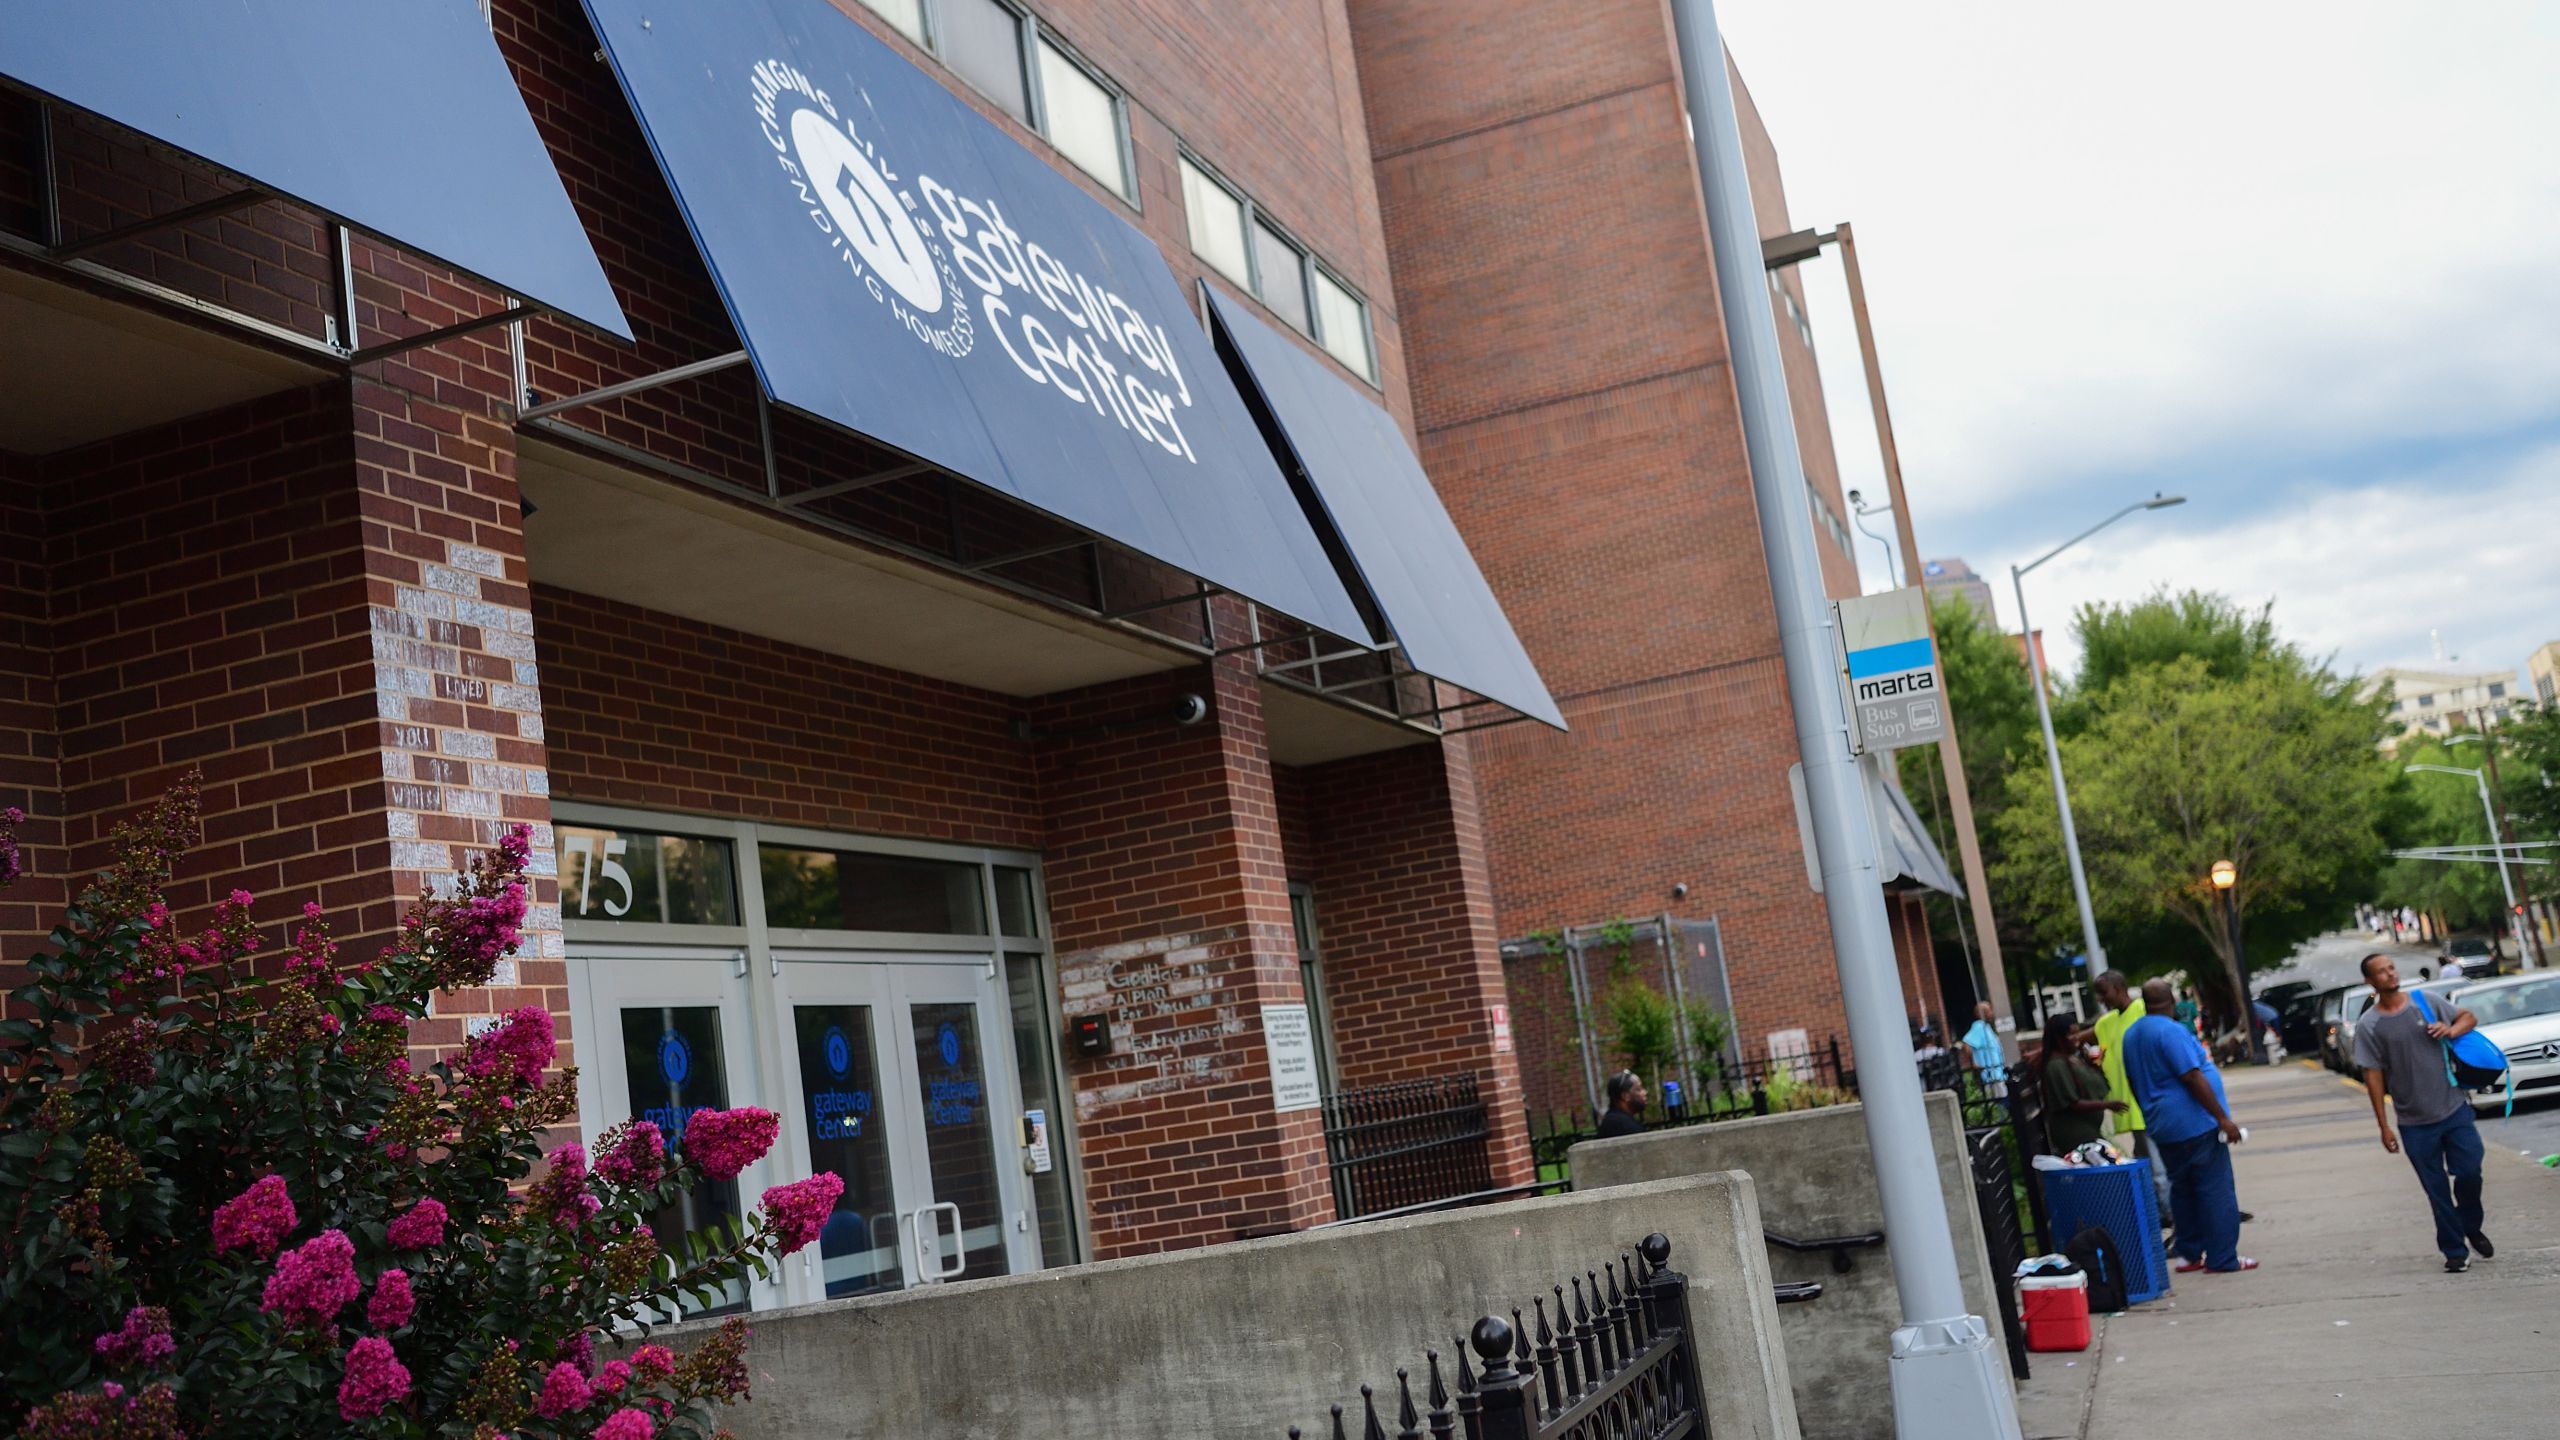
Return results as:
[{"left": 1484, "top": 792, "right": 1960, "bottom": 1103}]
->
[
  {"left": 572, "top": 0, "right": 1371, "bottom": 641},
  {"left": 0, "top": 0, "right": 629, "bottom": 339},
  {"left": 1205, "top": 291, "right": 1562, "bottom": 729}
]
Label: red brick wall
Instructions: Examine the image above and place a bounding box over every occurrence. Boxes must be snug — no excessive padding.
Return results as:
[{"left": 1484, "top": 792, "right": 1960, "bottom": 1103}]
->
[
  {"left": 1281, "top": 737, "right": 1532, "bottom": 1186},
  {"left": 533, "top": 587, "right": 1043, "bottom": 848},
  {"left": 1350, "top": 0, "right": 1890, "bottom": 1064},
  {"left": 0, "top": 452, "right": 66, "bottom": 947},
  {"left": 1037, "top": 653, "right": 1332, "bottom": 1255}
]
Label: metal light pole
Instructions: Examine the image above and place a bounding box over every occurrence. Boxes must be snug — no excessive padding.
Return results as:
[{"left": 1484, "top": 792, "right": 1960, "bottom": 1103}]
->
[
  {"left": 2011, "top": 495, "right": 2186, "bottom": 977},
  {"left": 1762, "top": 221, "right": 2020, "bottom": 1062},
  {"left": 2450, "top": 731, "right": 2544, "bottom": 968},
  {"left": 2410, "top": 761, "right": 2526, "bottom": 967},
  {"left": 1848, "top": 490, "right": 1902, "bottom": 585},
  {"left": 1666, "top": 4, "right": 2019, "bottom": 1434},
  {"left": 2210, "top": 859, "right": 2261, "bottom": 1062}
]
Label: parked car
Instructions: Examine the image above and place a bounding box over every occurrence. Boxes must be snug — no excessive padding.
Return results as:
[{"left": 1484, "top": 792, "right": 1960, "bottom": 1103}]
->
[
  {"left": 2316, "top": 986, "right": 2357, "bottom": 1071},
  {"left": 2451, "top": 974, "right": 2560, "bottom": 1112},
  {"left": 2259, "top": 980, "right": 2320, "bottom": 1055},
  {"left": 2440, "top": 935, "right": 2507, "bottom": 979}
]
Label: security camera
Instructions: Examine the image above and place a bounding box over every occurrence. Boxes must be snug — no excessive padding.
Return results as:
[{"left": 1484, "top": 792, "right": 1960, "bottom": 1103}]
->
[
  {"left": 1846, "top": 488, "right": 1864, "bottom": 507},
  {"left": 1171, "top": 693, "right": 1210, "bottom": 726},
  {"left": 1672, "top": 882, "right": 1691, "bottom": 900}
]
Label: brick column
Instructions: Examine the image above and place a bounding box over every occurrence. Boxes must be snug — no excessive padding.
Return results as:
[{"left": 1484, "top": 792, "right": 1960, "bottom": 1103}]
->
[
  {"left": 1295, "top": 736, "right": 1532, "bottom": 1188},
  {"left": 1036, "top": 650, "right": 1330, "bottom": 1258}
]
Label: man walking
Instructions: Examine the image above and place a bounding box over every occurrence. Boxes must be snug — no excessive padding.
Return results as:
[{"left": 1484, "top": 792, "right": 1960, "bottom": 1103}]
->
[
  {"left": 2122, "top": 978, "right": 2256, "bottom": 1273},
  {"left": 2353, "top": 953, "right": 2491, "bottom": 1272},
  {"left": 2086, "top": 971, "right": 2173, "bottom": 1222},
  {"left": 1960, "top": 1001, "right": 2008, "bottom": 1099},
  {"left": 1595, "top": 1071, "right": 1648, "bottom": 1139}
]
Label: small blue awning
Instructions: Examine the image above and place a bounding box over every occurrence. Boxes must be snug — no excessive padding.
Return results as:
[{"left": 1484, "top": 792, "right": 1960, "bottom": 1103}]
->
[
  {"left": 1205, "top": 291, "right": 1562, "bottom": 729},
  {"left": 573, "top": 0, "right": 1371, "bottom": 641},
  {"left": 0, "top": 0, "right": 629, "bottom": 339}
]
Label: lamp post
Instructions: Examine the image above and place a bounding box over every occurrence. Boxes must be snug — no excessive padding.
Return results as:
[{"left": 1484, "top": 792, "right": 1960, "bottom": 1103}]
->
[
  {"left": 2011, "top": 495, "right": 2188, "bottom": 977},
  {"left": 2409, "top": 760, "right": 2527, "bottom": 968},
  {"left": 2448, "top": 732, "right": 2544, "bottom": 968},
  {"left": 1847, "top": 489, "right": 1901, "bottom": 586},
  {"left": 2210, "top": 859, "right": 2260, "bottom": 1062}
]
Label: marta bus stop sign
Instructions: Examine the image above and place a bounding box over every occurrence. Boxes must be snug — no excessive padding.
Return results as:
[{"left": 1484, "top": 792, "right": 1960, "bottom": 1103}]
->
[{"left": 1835, "top": 586, "right": 1946, "bottom": 753}]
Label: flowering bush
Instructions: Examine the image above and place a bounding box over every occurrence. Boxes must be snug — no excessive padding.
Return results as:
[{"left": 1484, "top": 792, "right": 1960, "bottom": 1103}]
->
[{"left": 0, "top": 781, "right": 832, "bottom": 1437}]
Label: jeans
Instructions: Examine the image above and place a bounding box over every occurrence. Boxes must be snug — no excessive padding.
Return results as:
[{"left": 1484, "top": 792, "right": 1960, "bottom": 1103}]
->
[
  {"left": 2397, "top": 1107, "right": 2487, "bottom": 1260},
  {"left": 2155, "top": 1129, "right": 2242, "bottom": 1271},
  {"left": 2128, "top": 1129, "right": 2175, "bottom": 1243}
]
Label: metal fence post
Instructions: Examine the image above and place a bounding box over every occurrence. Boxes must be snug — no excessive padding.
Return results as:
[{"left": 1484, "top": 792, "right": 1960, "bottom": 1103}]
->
[
  {"left": 1468, "top": 1316, "right": 1537, "bottom": 1440},
  {"left": 1637, "top": 1234, "right": 1708, "bottom": 1423}
]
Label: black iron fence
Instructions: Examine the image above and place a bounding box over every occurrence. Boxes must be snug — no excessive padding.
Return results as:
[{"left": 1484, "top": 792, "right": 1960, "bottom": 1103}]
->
[
  {"left": 1321, "top": 1073, "right": 1497, "bottom": 1222},
  {"left": 1289, "top": 1233, "right": 1709, "bottom": 1440},
  {"left": 1526, "top": 1037, "right": 1852, "bottom": 1177}
]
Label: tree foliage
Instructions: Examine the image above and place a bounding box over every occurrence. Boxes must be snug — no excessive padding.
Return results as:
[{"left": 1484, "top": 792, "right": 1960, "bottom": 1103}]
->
[{"left": 1, "top": 782, "right": 829, "bottom": 1438}]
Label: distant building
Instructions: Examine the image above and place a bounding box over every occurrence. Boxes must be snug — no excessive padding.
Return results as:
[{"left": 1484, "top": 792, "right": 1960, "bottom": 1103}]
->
[
  {"left": 1920, "top": 557, "right": 1997, "bottom": 624},
  {"left": 2362, "top": 665, "right": 2519, "bottom": 744},
  {"left": 2528, "top": 642, "right": 2560, "bottom": 707}
]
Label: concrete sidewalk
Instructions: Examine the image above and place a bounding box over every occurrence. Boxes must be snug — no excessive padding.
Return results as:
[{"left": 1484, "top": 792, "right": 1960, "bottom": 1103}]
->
[{"left": 2015, "top": 1061, "right": 2559, "bottom": 1440}]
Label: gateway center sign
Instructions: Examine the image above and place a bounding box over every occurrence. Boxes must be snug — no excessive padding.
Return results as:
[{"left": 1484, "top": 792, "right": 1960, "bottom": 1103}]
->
[{"left": 1835, "top": 586, "right": 1946, "bottom": 754}]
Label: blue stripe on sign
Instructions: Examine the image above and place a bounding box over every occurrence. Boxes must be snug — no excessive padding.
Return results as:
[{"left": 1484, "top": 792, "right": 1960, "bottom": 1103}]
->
[{"left": 1846, "top": 636, "right": 1934, "bottom": 679}]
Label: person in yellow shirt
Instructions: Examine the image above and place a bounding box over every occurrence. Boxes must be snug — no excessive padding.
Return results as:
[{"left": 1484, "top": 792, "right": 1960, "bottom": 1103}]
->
[{"left": 2085, "top": 970, "right": 2175, "bottom": 1228}]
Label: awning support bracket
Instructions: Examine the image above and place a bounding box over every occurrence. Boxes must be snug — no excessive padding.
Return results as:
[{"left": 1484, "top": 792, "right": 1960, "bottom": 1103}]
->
[
  {"left": 961, "top": 537, "right": 1097, "bottom": 573},
  {"left": 780, "top": 460, "right": 935, "bottom": 506},
  {"left": 48, "top": 186, "right": 271, "bottom": 259},
  {"left": 518, "top": 349, "right": 751, "bottom": 421},
  {"left": 348, "top": 303, "right": 532, "bottom": 366},
  {"left": 1101, "top": 588, "right": 1219, "bottom": 622}
]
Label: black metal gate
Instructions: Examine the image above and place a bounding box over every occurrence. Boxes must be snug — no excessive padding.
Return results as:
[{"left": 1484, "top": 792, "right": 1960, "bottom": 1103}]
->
[
  {"left": 1321, "top": 1073, "right": 1495, "bottom": 1221},
  {"left": 1290, "top": 1233, "right": 1710, "bottom": 1440}
]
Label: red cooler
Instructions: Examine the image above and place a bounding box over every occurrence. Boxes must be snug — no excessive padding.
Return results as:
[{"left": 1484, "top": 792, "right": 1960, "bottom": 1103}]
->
[{"left": 2019, "top": 1271, "right": 2092, "bottom": 1352}]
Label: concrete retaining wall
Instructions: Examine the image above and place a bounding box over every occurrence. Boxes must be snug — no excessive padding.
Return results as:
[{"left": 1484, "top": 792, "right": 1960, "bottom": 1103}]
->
[
  {"left": 671, "top": 1174, "right": 1798, "bottom": 1440},
  {"left": 1569, "top": 1092, "right": 1999, "bottom": 1440}
]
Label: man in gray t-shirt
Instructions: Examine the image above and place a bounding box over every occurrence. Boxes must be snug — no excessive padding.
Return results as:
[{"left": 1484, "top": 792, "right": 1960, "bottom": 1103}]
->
[{"left": 2352, "top": 953, "right": 2490, "bottom": 1271}]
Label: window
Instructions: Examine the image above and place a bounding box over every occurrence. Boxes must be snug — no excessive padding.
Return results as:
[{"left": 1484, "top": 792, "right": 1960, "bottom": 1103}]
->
[
  {"left": 1288, "top": 885, "right": 1338, "bottom": 1097},
  {"left": 938, "top": 0, "right": 1029, "bottom": 121},
  {"left": 759, "top": 846, "right": 990, "bottom": 934},
  {"left": 556, "top": 826, "right": 739, "bottom": 926},
  {"left": 2489, "top": 681, "right": 2508, "bottom": 699},
  {"left": 1251, "top": 222, "right": 1311, "bottom": 334},
  {"left": 1034, "top": 38, "right": 1128, "bottom": 196},
  {"left": 2539, "top": 676, "right": 2555, "bottom": 703},
  {"left": 2418, "top": 693, "right": 2435, "bottom": 707},
  {"left": 855, "top": 0, "right": 927, "bottom": 44},
  {"left": 1310, "top": 267, "right": 1375, "bottom": 381},
  {"left": 1181, "top": 157, "right": 1251, "bottom": 286}
]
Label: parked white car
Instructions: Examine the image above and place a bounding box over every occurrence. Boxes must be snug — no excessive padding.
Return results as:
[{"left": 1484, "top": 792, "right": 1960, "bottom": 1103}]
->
[{"left": 2451, "top": 974, "right": 2560, "bottom": 1112}]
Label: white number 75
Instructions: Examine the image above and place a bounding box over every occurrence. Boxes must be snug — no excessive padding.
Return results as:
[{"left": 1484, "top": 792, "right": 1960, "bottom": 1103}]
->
[{"left": 561, "top": 833, "right": 634, "bottom": 917}]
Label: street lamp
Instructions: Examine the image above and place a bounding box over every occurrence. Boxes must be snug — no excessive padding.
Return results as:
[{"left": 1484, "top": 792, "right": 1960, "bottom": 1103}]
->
[
  {"left": 2011, "top": 494, "right": 2188, "bottom": 977},
  {"left": 2408, "top": 761, "right": 2528, "bottom": 968},
  {"left": 1846, "top": 489, "right": 1901, "bottom": 586},
  {"left": 2209, "top": 859, "right": 2262, "bottom": 1061}
]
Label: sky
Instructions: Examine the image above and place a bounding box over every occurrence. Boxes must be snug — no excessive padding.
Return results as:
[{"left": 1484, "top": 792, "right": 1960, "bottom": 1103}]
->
[{"left": 1716, "top": 2, "right": 2560, "bottom": 684}]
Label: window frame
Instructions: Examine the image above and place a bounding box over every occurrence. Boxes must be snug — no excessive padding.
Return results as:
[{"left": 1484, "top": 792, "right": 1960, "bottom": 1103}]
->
[
  {"left": 1306, "top": 259, "right": 1379, "bottom": 385},
  {"left": 1181, "top": 147, "right": 1379, "bottom": 387},
  {"left": 1022, "top": 17, "right": 1137, "bottom": 203}
]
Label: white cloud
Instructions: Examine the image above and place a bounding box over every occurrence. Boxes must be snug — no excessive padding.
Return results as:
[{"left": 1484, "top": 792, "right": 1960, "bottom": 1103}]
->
[
  {"left": 1719, "top": 1, "right": 2560, "bottom": 528},
  {"left": 1987, "top": 443, "right": 2560, "bottom": 682}
]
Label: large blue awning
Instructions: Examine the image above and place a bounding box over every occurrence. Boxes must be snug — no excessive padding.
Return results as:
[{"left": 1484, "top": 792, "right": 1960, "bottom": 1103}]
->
[
  {"left": 1205, "top": 291, "right": 1562, "bottom": 729},
  {"left": 0, "top": 0, "right": 629, "bottom": 339},
  {"left": 574, "top": 0, "right": 1371, "bottom": 641}
]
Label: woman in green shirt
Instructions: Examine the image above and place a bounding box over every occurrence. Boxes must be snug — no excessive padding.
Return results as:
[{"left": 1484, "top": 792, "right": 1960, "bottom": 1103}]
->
[{"left": 2039, "top": 1013, "right": 2124, "bottom": 1152}]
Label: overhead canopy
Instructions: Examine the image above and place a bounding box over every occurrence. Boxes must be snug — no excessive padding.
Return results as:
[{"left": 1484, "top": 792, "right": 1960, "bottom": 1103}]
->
[
  {"left": 1205, "top": 290, "right": 1562, "bottom": 728},
  {"left": 0, "top": 0, "right": 630, "bottom": 339},
  {"left": 575, "top": 0, "right": 1371, "bottom": 641}
]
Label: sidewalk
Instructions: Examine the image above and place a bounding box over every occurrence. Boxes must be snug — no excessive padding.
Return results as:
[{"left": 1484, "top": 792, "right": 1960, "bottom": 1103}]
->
[{"left": 2015, "top": 1060, "right": 2559, "bottom": 1440}]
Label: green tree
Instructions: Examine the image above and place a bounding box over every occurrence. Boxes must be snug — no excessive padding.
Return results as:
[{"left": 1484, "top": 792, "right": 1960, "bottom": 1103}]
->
[
  {"left": 2372, "top": 735, "right": 2509, "bottom": 933},
  {"left": 1603, "top": 981, "right": 1677, "bottom": 1080},
  {"left": 1992, "top": 654, "right": 2393, "bottom": 1028},
  {"left": 2068, "top": 590, "right": 2285, "bottom": 703},
  {"left": 1897, "top": 595, "right": 2044, "bottom": 993},
  {"left": 2495, "top": 701, "right": 2560, "bottom": 843}
]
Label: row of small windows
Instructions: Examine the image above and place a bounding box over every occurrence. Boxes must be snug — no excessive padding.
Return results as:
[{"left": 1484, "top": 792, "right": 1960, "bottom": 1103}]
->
[
  {"left": 2397, "top": 681, "right": 2509, "bottom": 713},
  {"left": 856, "top": 0, "right": 1378, "bottom": 386},
  {"left": 857, "top": 0, "right": 1132, "bottom": 199},
  {"left": 1180, "top": 156, "right": 1376, "bottom": 383},
  {"left": 1808, "top": 485, "right": 1854, "bottom": 559}
]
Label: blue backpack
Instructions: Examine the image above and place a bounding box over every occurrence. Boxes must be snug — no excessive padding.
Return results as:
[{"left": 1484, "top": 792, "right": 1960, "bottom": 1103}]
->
[{"left": 2409, "top": 989, "right": 2512, "bottom": 1114}]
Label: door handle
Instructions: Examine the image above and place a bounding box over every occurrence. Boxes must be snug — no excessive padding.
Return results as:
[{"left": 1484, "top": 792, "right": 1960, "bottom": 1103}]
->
[
  {"left": 928, "top": 1201, "right": 966, "bottom": 1281},
  {"left": 903, "top": 1207, "right": 932, "bottom": 1287}
]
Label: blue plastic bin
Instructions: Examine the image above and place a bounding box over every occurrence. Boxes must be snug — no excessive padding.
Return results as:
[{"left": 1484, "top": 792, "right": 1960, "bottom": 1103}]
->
[{"left": 2036, "top": 1159, "right": 2168, "bottom": 1304}]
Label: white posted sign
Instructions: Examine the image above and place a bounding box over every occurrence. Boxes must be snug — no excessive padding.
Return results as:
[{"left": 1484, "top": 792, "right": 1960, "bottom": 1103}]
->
[
  {"left": 1835, "top": 586, "right": 1947, "bottom": 753},
  {"left": 1262, "top": 1004, "right": 1321, "bottom": 1113}
]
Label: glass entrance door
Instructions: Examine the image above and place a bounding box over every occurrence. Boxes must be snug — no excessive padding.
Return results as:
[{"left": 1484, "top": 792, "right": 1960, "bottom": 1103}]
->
[
  {"left": 772, "top": 955, "right": 1035, "bottom": 1304},
  {"left": 575, "top": 949, "right": 775, "bottom": 1315}
]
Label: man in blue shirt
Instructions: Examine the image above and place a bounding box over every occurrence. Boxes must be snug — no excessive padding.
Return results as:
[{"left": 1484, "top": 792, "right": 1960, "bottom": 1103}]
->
[
  {"left": 2121, "top": 979, "right": 2256, "bottom": 1274},
  {"left": 1960, "top": 1001, "right": 2008, "bottom": 1098}
]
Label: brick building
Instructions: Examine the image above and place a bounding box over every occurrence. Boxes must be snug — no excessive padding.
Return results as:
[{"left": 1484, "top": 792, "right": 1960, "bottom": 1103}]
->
[
  {"left": 0, "top": 0, "right": 1952, "bottom": 1311},
  {"left": 1348, "top": 1, "right": 1957, "bottom": 1120}
]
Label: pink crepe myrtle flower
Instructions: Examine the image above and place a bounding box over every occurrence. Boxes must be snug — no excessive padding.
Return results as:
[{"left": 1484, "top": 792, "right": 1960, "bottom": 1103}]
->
[
  {"left": 592, "top": 1409, "right": 655, "bottom": 1440},
  {"left": 284, "top": 902, "right": 338, "bottom": 986},
  {"left": 595, "top": 1120, "right": 665, "bottom": 1187},
  {"left": 681, "top": 1107, "right": 779, "bottom": 1182},
  {"left": 534, "top": 1361, "right": 594, "bottom": 1419},
  {"left": 92, "top": 1306, "right": 175, "bottom": 1369},
  {"left": 557, "top": 1328, "right": 595, "bottom": 1376},
  {"left": 337, "top": 1336, "right": 411, "bottom": 1421},
  {"left": 459, "top": 1005, "right": 557, "bottom": 1088},
  {"left": 758, "top": 1172, "right": 845, "bottom": 1255},
  {"left": 386, "top": 1196, "right": 447, "bottom": 1251},
  {"left": 591, "top": 1360, "right": 634, "bottom": 1396},
  {"left": 628, "top": 1344, "right": 676, "bottom": 1381},
  {"left": 212, "top": 1174, "right": 297, "bottom": 1259},
  {"left": 262, "top": 1228, "right": 361, "bottom": 1328},
  {"left": 530, "top": 1143, "right": 601, "bottom": 1227},
  {"left": 367, "top": 1268, "right": 416, "bottom": 1331}
]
